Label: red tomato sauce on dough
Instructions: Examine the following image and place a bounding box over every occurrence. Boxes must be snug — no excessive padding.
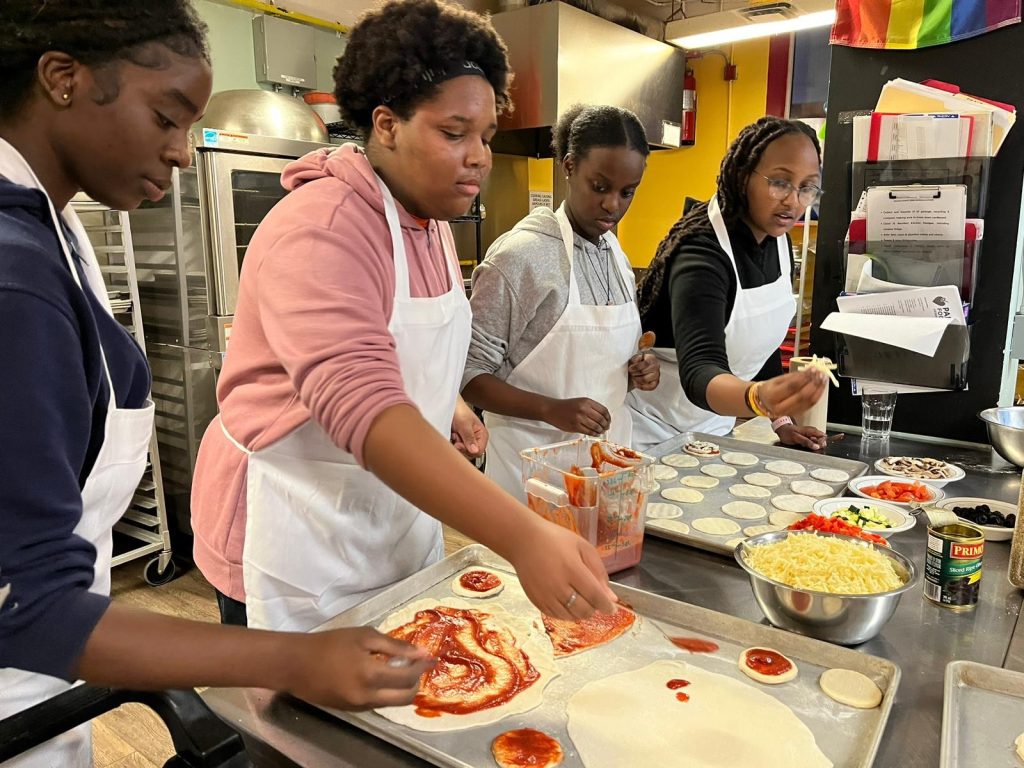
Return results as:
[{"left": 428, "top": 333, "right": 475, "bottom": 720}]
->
[
  {"left": 744, "top": 648, "right": 792, "bottom": 677},
  {"left": 491, "top": 728, "right": 564, "bottom": 768},
  {"left": 458, "top": 570, "right": 502, "bottom": 593}
]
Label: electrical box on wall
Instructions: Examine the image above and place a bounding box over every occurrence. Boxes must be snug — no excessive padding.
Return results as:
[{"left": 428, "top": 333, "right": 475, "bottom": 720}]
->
[{"left": 252, "top": 15, "right": 316, "bottom": 89}]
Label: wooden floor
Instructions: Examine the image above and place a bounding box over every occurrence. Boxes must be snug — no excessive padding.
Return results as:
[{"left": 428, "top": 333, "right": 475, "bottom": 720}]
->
[{"left": 91, "top": 527, "right": 476, "bottom": 766}]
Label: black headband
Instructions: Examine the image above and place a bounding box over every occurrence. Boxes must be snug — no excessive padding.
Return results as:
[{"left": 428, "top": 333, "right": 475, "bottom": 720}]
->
[{"left": 421, "top": 60, "right": 486, "bottom": 86}]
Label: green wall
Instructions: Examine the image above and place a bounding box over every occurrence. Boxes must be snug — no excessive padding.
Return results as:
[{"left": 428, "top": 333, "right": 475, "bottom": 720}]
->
[{"left": 193, "top": 0, "right": 347, "bottom": 94}]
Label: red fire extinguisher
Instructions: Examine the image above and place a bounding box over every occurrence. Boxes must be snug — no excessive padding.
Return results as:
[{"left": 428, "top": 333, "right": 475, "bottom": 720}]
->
[{"left": 682, "top": 68, "right": 697, "bottom": 145}]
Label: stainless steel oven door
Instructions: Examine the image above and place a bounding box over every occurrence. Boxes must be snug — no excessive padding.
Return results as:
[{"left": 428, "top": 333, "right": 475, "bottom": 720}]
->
[{"left": 200, "top": 150, "right": 293, "bottom": 316}]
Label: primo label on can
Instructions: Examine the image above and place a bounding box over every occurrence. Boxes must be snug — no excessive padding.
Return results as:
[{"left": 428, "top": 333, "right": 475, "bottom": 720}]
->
[{"left": 925, "top": 523, "right": 985, "bottom": 610}]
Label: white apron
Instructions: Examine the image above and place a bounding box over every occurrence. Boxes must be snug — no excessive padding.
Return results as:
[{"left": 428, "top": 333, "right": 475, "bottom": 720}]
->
[
  {"left": 483, "top": 204, "right": 642, "bottom": 500},
  {"left": 0, "top": 140, "right": 153, "bottom": 767},
  {"left": 231, "top": 171, "right": 471, "bottom": 632},
  {"left": 628, "top": 196, "right": 795, "bottom": 452}
]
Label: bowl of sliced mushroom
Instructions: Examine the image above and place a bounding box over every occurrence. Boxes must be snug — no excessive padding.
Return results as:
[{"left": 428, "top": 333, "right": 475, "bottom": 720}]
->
[{"left": 873, "top": 456, "right": 965, "bottom": 488}]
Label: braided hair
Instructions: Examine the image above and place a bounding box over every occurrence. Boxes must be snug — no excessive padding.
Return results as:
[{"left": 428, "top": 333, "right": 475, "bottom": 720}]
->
[
  {"left": 637, "top": 117, "right": 820, "bottom": 324},
  {"left": 552, "top": 103, "right": 650, "bottom": 162},
  {"left": 334, "top": 0, "right": 512, "bottom": 136},
  {"left": 0, "top": 1, "right": 209, "bottom": 120}
]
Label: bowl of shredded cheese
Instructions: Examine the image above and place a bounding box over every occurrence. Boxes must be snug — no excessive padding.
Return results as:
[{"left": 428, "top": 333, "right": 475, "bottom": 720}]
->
[{"left": 735, "top": 531, "right": 916, "bottom": 645}]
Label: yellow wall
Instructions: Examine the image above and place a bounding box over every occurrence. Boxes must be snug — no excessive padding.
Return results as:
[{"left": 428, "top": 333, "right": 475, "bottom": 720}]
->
[{"left": 617, "top": 38, "right": 771, "bottom": 267}]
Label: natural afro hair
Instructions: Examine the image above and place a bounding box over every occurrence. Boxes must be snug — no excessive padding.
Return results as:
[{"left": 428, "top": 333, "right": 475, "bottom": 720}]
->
[
  {"left": 333, "top": 0, "right": 512, "bottom": 136},
  {"left": 552, "top": 103, "right": 650, "bottom": 162},
  {"left": 637, "top": 117, "right": 820, "bottom": 324},
  {"left": 0, "top": 0, "right": 209, "bottom": 120}
]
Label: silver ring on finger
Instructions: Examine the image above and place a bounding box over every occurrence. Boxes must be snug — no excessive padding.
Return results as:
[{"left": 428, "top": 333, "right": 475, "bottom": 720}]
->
[{"left": 563, "top": 591, "right": 578, "bottom": 610}]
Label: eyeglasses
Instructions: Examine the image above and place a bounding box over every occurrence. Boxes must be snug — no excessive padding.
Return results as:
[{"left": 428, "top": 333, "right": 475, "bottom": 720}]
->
[{"left": 753, "top": 172, "right": 823, "bottom": 207}]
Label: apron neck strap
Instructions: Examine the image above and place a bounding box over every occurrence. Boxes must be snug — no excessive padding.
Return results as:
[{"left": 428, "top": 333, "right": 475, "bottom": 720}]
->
[
  {"left": 707, "top": 195, "right": 790, "bottom": 285},
  {"left": 554, "top": 203, "right": 582, "bottom": 305}
]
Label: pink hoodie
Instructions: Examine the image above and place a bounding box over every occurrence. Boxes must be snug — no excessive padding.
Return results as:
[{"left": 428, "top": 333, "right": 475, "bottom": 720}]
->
[{"left": 191, "top": 145, "right": 459, "bottom": 602}]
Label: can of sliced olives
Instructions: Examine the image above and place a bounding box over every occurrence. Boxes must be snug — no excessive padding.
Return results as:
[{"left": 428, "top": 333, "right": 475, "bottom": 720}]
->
[{"left": 924, "top": 522, "right": 984, "bottom": 610}]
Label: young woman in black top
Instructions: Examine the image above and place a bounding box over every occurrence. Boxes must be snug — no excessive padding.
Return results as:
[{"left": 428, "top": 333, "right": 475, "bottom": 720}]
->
[{"left": 630, "top": 117, "right": 829, "bottom": 451}]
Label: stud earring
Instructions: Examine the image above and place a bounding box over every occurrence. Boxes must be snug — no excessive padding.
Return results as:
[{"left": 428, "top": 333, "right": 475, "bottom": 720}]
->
[{"left": 61, "top": 93, "right": 70, "bottom": 101}]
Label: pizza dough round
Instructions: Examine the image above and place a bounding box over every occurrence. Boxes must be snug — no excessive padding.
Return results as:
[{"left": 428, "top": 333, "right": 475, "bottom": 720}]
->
[
  {"left": 661, "top": 453, "right": 700, "bottom": 468},
  {"left": 728, "top": 484, "right": 772, "bottom": 499},
  {"left": 492, "top": 729, "right": 564, "bottom": 768},
  {"left": 765, "top": 460, "right": 806, "bottom": 476},
  {"left": 810, "top": 467, "right": 850, "bottom": 483},
  {"left": 647, "top": 518, "right": 691, "bottom": 535},
  {"left": 819, "top": 668, "right": 883, "bottom": 709},
  {"left": 646, "top": 502, "right": 684, "bottom": 519},
  {"left": 738, "top": 647, "right": 798, "bottom": 685},
  {"left": 743, "top": 524, "right": 783, "bottom": 536},
  {"left": 684, "top": 440, "right": 720, "bottom": 457},
  {"left": 721, "top": 451, "right": 759, "bottom": 466},
  {"left": 789, "top": 480, "right": 834, "bottom": 498},
  {"left": 692, "top": 517, "right": 741, "bottom": 536},
  {"left": 1015, "top": 732, "right": 1024, "bottom": 762},
  {"left": 722, "top": 501, "right": 766, "bottom": 520},
  {"left": 567, "top": 660, "right": 831, "bottom": 768},
  {"left": 769, "top": 510, "right": 805, "bottom": 528},
  {"left": 661, "top": 487, "right": 704, "bottom": 503},
  {"left": 682, "top": 475, "right": 719, "bottom": 489},
  {"left": 771, "top": 494, "right": 816, "bottom": 513},
  {"left": 652, "top": 465, "right": 680, "bottom": 481},
  {"left": 701, "top": 463, "right": 738, "bottom": 478},
  {"left": 451, "top": 567, "right": 505, "bottom": 598},
  {"left": 744, "top": 472, "right": 782, "bottom": 488},
  {"left": 725, "top": 538, "right": 745, "bottom": 549}
]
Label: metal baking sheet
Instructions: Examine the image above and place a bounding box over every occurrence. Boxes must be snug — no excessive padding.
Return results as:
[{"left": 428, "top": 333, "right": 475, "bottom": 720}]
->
[
  {"left": 646, "top": 431, "right": 870, "bottom": 556},
  {"left": 310, "top": 544, "right": 898, "bottom": 768},
  {"left": 941, "top": 660, "right": 1024, "bottom": 767}
]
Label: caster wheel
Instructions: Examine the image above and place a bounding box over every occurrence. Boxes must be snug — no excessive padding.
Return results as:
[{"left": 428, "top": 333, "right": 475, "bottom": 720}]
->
[{"left": 143, "top": 557, "right": 177, "bottom": 586}]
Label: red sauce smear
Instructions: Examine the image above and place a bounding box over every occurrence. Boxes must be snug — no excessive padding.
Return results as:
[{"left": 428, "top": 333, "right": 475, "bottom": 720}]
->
[
  {"left": 458, "top": 569, "right": 502, "bottom": 593},
  {"left": 491, "top": 728, "right": 564, "bottom": 768},
  {"left": 387, "top": 606, "right": 539, "bottom": 718},
  {"left": 744, "top": 648, "right": 793, "bottom": 677},
  {"left": 670, "top": 636, "right": 720, "bottom": 653},
  {"left": 542, "top": 606, "right": 636, "bottom": 657},
  {"left": 666, "top": 678, "right": 690, "bottom": 689},
  {"left": 675, "top": 692, "right": 690, "bottom": 702}
]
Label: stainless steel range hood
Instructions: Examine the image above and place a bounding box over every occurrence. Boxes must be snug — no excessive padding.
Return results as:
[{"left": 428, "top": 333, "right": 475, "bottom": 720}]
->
[{"left": 491, "top": 1, "right": 687, "bottom": 155}]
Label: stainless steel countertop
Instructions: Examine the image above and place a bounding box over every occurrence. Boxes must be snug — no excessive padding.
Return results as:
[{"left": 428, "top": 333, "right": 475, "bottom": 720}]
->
[{"left": 202, "top": 436, "right": 1024, "bottom": 768}]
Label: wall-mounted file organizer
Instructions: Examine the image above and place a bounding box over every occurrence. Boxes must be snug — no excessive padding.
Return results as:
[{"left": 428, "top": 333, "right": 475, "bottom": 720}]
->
[
  {"left": 845, "top": 238, "right": 977, "bottom": 302},
  {"left": 850, "top": 156, "right": 991, "bottom": 218},
  {"left": 836, "top": 323, "right": 971, "bottom": 390}
]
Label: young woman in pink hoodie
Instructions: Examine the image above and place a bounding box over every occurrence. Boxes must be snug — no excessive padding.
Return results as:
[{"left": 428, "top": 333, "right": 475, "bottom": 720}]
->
[{"left": 190, "top": 0, "right": 617, "bottom": 634}]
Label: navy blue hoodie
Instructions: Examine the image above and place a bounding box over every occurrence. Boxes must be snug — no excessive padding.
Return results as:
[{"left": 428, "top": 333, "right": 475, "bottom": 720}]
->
[{"left": 0, "top": 177, "right": 150, "bottom": 680}]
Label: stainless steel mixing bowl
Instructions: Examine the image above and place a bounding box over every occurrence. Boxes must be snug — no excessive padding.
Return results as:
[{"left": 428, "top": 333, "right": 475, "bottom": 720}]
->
[
  {"left": 979, "top": 407, "right": 1024, "bottom": 467},
  {"left": 735, "top": 530, "right": 917, "bottom": 645}
]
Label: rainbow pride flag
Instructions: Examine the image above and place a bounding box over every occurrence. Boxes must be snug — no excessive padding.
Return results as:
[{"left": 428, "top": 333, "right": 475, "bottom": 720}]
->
[{"left": 831, "top": 0, "right": 1021, "bottom": 49}]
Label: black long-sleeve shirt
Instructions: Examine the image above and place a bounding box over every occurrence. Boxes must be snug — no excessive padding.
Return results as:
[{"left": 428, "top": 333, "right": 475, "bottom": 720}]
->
[{"left": 642, "top": 218, "right": 793, "bottom": 411}]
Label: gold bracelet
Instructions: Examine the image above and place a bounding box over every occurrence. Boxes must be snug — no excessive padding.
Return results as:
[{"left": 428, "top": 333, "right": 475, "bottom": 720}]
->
[{"left": 747, "top": 383, "right": 769, "bottom": 418}]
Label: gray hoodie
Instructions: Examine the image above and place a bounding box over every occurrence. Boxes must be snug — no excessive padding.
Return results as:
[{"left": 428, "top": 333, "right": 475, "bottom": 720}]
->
[{"left": 463, "top": 206, "right": 634, "bottom": 388}]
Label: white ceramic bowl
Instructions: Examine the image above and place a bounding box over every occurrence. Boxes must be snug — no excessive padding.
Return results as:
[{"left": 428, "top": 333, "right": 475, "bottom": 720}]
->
[
  {"left": 847, "top": 475, "right": 945, "bottom": 507},
  {"left": 872, "top": 457, "right": 965, "bottom": 488},
  {"left": 811, "top": 497, "right": 915, "bottom": 537},
  {"left": 936, "top": 497, "right": 1016, "bottom": 542}
]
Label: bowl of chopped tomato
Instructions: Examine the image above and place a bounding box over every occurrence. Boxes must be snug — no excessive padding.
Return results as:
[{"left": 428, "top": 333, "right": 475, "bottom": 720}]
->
[{"left": 847, "top": 475, "right": 944, "bottom": 506}]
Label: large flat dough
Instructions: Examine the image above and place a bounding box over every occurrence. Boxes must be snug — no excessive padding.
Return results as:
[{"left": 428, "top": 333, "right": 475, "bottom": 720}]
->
[
  {"left": 652, "top": 465, "right": 679, "bottom": 481},
  {"left": 810, "top": 468, "right": 850, "bottom": 483},
  {"left": 722, "top": 501, "right": 766, "bottom": 520},
  {"left": 662, "top": 453, "right": 700, "bottom": 468},
  {"left": 789, "top": 480, "right": 834, "bottom": 498},
  {"left": 765, "top": 460, "right": 806, "bottom": 476},
  {"left": 662, "top": 487, "right": 704, "bottom": 503},
  {"left": 818, "top": 668, "right": 882, "bottom": 709},
  {"left": 682, "top": 475, "right": 719, "bottom": 489},
  {"left": 728, "top": 484, "right": 772, "bottom": 499},
  {"left": 646, "top": 502, "right": 684, "bottom": 519},
  {"left": 692, "top": 517, "right": 741, "bottom": 536},
  {"left": 566, "top": 659, "right": 832, "bottom": 768},
  {"left": 375, "top": 598, "right": 559, "bottom": 732},
  {"left": 771, "top": 494, "right": 816, "bottom": 513},
  {"left": 702, "top": 464, "right": 738, "bottom": 478},
  {"left": 647, "top": 519, "right": 691, "bottom": 536},
  {"left": 721, "top": 452, "right": 759, "bottom": 466},
  {"left": 744, "top": 472, "right": 782, "bottom": 488}
]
